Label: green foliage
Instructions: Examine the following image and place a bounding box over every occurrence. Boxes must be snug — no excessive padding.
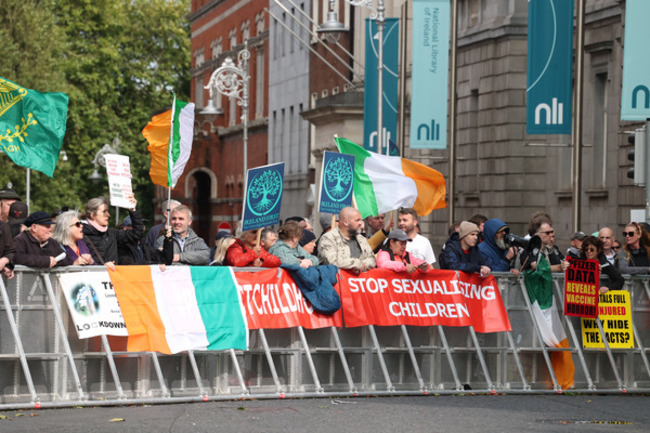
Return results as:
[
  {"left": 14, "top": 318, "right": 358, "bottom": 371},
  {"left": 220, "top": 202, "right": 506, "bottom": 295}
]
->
[{"left": 0, "top": 0, "right": 190, "bottom": 222}]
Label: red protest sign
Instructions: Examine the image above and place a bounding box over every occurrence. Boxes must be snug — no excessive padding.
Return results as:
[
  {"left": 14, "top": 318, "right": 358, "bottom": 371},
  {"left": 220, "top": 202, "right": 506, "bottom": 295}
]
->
[{"left": 564, "top": 257, "right": 599, "bottom": 318}]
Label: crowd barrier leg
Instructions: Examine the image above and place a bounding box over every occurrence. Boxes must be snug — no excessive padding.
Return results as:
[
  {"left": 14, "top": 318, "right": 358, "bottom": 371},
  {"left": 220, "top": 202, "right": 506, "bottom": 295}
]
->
[
  {"left": 551, "top": 279, "right": 596, "bottom": 390},
  {"left": 437, "top": 326, "right": 462, "bottom": 390},
  {"left": 517, "top": 278, "right": 561, "bottom": 391},
  {"left": 595, "top": 318, "right": 624, "bottom": 390},
  {"left": 186, "top": 350, "right": 207, "bottom": 398},
  {"left": 257, "top": 329, "right": 283, "bottom": 394},
  {"left": 368, "top": 325, "right": 394, "bottom": 392},
  {"left": 297, "top": 326, "right": 323, "bottom": 393},
  {"left": 0, "top": 277, "right": 39, "bottom": 405},
  {"left": 229, "top": 349, "right": 248, "bottom": 394},
  {"left": 400, "top": 325, "right": 426, "bottom": 392},
  {"left": 505, "top": 331, "right": 531, "bottom": 391},
  {"left": 150, "top": 352, "right": 171, "bottom": 398},
  {"left": 99, "top": 334, "right": 126, "bottom": 399},
  {"left": 42, "top": 274, "right": 87, "bottom": 400},
  {"left": 468, "top": 326, "right": 495, "bottom": 393},
  {"left": 330, "top": 327, "right": 357, "bottom": 394}
]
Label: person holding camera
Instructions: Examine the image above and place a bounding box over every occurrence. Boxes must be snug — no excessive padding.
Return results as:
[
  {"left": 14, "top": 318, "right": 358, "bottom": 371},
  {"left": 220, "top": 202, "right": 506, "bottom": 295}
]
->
[{"left": 478, "top": 218, "right": 519, "bottom": 275}]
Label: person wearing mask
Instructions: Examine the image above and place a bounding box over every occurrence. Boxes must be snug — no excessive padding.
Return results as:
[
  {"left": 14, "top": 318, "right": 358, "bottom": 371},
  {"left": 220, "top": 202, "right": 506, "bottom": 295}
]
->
[
  {"left": 269, "top": 220, "right": 319, "bottom": 268},
  {"left": 617, "top": 222, "right": 650, "bottom": 274},
  {"left": 82, "top": 196, "right": 144, "bottom": 266}
]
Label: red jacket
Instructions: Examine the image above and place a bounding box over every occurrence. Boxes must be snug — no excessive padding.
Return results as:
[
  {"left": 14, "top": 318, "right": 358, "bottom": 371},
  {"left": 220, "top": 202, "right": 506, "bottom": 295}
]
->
[{"left": 225, "top": 238, "right": 280, "bottom": 267}]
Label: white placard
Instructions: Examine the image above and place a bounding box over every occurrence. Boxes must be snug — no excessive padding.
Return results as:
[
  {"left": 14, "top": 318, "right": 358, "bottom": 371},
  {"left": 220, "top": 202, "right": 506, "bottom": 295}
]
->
[
  {"left": 58, "top": 271, "right": 128, "bottom": 339},
  {"left": 104, "top": 154, "right": 133, "bottom": 208}
]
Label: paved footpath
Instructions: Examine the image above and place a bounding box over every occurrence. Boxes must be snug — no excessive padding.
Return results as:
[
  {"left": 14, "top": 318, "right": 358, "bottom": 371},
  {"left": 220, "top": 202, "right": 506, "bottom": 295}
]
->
[{"left": 0, "top": 395, "right": 648, "bottom": 433}]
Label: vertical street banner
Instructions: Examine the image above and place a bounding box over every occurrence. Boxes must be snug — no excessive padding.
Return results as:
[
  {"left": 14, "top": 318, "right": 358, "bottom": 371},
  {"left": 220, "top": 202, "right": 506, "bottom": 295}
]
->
[
  {"left": 621, "top": 0, "right": 650, "bottom": 120},
  {"left": 526, "top": 0, "right": 573, "bottom": 134},
  {"left": 58, "top": 271, "right": 128, "bottom": 339},
  {"left": 104, "top": 154, "right": 134, "bottom": 209},
  {"left": 364, "top": 18, "right": 400, "bottom": 154},
  {"left": 242, "top": 162, "right": 285, "bottom": 231},
  {"left": 582, "top": 291, "right": 634, "bottom": 349},
  {"left": 564, "top": 258, "right": 599, "bottom": 318},
  {"left": 318, "top": 151, "right": 355, "bottom": 214},
  {"left": 410, "top": 0, "right": 450, "bottom": 149}
]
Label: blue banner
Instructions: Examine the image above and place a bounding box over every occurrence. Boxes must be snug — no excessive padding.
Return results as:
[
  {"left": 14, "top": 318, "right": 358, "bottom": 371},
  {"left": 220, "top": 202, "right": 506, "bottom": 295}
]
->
[
  {"left": 318, "top": 151, "right": 355, "bottom": 214},
  {"left": 363, "top": 18, "right": 399, "bottom": 154},
  {"left": 241, "top": 162, "right": 285, "bottom": 231},
  {"left": 622, "top": 0, "right": 650, "bottom": 120},
  {"left": 526, "top": 0, "right": 573, "bottom": 134},
  {"left": 410, "top": 0, "right": 449, "bottom": 149}
]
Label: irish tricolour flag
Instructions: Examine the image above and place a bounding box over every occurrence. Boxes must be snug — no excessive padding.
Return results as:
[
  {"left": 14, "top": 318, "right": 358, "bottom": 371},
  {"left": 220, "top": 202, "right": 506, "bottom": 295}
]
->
[
  {"left": 336, "top": 137, "right": 446, "bottom": 218},
  {"left": 524, "top": 255, "right": 575, "bottom": 389},
  {"left": 142, "top": 96, "right": 195, "bottom": 188},
  {"left": 109, "top": 266, "right": 248, "bottom": 354}
]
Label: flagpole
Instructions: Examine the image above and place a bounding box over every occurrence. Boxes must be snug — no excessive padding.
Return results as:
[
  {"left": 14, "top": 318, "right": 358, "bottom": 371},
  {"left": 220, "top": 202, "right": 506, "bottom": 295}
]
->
[
  {"left": 167, "top": 95, "right": 176, "bottom": 231},
  {"left": 25, "top": 169, "right": 30, "bottom": 214}
]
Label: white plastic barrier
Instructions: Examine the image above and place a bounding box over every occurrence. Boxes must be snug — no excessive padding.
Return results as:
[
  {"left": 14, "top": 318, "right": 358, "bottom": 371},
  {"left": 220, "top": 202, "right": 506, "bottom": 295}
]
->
[{"left": 0, "top": 266, "right": 648, "bottom": 409}]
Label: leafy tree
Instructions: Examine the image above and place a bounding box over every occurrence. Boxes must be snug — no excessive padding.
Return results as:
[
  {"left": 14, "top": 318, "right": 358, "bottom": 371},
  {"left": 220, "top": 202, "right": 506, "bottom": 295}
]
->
[
  {"left": 250, "top": 171, "right": 282, "bottom": 213},
  {"left": 0, "top": 0, "right": 190, "bottom": 223},
  {"left": 326, "top": 157, "right": 353, "bottom": 198}
]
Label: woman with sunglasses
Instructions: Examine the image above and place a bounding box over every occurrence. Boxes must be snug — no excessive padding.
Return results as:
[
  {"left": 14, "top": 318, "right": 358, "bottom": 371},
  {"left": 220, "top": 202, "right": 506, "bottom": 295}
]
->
[
  {"left": 617, "top": 222, "right": 650, "bottom": 275},
  {"left": 579, "top": 236, "right": 624, "bottom": 293},
  {"left": 52, "top": 210, "right": 95, "bottom": 265}
]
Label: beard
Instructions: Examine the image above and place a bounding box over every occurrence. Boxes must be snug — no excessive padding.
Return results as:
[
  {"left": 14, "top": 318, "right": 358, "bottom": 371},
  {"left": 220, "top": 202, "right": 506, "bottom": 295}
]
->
[{"left": 496, "top": 238, "right": 506, "bottom": 250}]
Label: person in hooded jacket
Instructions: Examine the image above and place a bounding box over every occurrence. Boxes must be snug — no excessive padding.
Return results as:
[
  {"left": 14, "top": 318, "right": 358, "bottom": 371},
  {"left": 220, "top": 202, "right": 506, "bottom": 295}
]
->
[
  {"left": 439, "top": 221, "right": 491, "bottom": 276},
  {"left": 478, "top": 218, "right": 518, "bottom": 274}
]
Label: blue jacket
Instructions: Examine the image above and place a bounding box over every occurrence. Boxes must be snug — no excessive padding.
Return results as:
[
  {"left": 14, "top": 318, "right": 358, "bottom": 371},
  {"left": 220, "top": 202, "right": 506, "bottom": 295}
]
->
[
  {"left": 478, "top": 218, "right": 511, "bottom": 272},
  {"left": 282, "top": 264, "right": 340, "bottom": 315},
  {"left": 439, "top": 232, "right": 486, "bottom": 274}
]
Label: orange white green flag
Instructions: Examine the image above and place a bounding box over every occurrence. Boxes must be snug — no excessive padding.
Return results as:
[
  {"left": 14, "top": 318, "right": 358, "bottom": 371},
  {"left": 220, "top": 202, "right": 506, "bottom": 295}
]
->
[
  {"left": 335, "top": 137, "right": 446, "bottom": 218},
  {"left": 142, "top": 95, "right": 194, "bottom": 188}
]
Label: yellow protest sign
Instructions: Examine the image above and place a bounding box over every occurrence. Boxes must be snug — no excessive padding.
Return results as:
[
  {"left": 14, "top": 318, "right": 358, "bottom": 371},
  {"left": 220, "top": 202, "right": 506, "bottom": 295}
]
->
[{"left": 581, "top": 291, "right": 634, "bottom": 349}]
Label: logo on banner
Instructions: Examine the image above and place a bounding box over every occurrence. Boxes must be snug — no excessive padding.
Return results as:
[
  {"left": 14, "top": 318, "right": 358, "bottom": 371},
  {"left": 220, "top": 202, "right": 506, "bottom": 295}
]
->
[
  {"left": 247, "top": 169, "right": 283, "bottom": 216},
  {"left": 71, "top": 283, "right": 100, "bottom": 316},
  {"left": 534, "top": 98, "right": 564, "bottom": 126},
  {"left": 324, "top": 155, "right": 353, "bottom": 202},
  {"left": 417, "top": 118, "right": 441, "bottom": 141}
]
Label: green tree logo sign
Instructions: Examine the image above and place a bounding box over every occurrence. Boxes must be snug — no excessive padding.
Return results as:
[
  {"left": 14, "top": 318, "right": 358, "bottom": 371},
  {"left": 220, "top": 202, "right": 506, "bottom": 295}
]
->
[
  {"left": 247, "top": 169, "right": 283, "bottom": 216},
  {"left": 324, "top": 156, "right": 353, "bottom": 202}
]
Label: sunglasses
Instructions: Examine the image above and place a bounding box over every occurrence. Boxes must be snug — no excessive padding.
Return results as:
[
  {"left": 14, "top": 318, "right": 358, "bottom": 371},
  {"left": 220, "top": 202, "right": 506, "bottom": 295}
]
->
[
  {"left": 584, "top": 247, "right": 597, "bottom": 253},
  {"left": 623, "top": 231, "right": 637, "bottom": 237},
  {"left": 612, "top": 246, "right": 621, "bottom": 250},
  {"left": 70, "top": 221, "right": 82, "bottom": 228}
]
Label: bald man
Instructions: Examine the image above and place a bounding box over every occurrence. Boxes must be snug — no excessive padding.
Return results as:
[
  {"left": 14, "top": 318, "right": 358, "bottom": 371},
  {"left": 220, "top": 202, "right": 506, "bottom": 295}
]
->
[
  {"left": 318, "top": 207, "right": 376, "bottom": 274},
  {"left": 598, "top": 227, "right": 617, "bottom": 266}
]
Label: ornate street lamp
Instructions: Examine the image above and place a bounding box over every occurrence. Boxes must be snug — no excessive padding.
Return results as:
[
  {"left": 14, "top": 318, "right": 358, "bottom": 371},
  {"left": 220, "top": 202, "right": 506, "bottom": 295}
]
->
[{"left": 203, "top": 40, "right": 250, "bottom": 186}]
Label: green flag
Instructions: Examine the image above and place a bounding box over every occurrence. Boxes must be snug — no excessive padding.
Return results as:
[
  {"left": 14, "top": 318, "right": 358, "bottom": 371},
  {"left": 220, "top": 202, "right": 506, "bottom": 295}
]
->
[{"left": 0, "top": 77, "right": 69, "bottom": 177}]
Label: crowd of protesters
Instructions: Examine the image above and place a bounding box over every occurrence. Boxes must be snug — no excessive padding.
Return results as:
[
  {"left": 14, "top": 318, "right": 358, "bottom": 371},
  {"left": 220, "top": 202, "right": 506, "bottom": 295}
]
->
[{"left": 0, "top": 186, "right": 643, "bottom": 296}]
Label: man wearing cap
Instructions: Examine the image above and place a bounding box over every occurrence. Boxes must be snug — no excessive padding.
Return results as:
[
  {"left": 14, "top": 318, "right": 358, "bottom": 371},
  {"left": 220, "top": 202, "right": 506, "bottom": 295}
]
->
[
  {"left": 8, "top": 201, "right": 29, "bottom": 238},
  {"left": 0, "top": 220, "right": 16, "bottom": 278},
  {"left": 318, "top": 207, "right": 376, "bottom": 274},
  {"left": 0, "top": 188, "right": 21, "bottom": 223},
  {"left": 398, "top": 207, "right": 436, "bottom": 266},
  {"left": 567, "top": 231, "right": 587, "bottom": 259},
  {"left": 377, "top": 229, "right": 430, "bottom": 274},
  {"left": 154, "top": 205, "right": 210, "bottom": 265},
  {"left": 478, "top": 218, "right": 518, "bottom": 274},
  {"left": 439, "top": 221, "right": 491, "bottom": 276},
  {"left": 14, "top": 211, "right": 73, "bottom": 268}
]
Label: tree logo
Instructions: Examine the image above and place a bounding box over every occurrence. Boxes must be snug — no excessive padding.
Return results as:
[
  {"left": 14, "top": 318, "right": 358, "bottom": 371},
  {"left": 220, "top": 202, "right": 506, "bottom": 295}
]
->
[
  {"left": 324, "top": 156, "right": 353, "bottom": 202},
  {"left": 247, "top": 168, "right": 283, "bottom": 216},
  {"left": 70, "top": 283, "right": 99, "bottom": 317}
]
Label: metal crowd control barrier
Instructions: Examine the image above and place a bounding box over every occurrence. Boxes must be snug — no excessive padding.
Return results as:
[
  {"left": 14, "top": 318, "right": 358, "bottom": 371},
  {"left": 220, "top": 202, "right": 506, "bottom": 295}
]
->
[{"left": 1, "top": 267, "right": 649, "bottom": 409}]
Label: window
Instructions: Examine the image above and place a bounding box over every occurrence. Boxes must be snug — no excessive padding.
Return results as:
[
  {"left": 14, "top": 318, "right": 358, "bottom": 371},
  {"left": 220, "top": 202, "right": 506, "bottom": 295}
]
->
[
  {"left": 194, "top": 47, "right": 205, "bottom": 68},
  {"left": 210, "top": 37, "right": 223, "bottom": 59},
  {"left": 228, "top": 28, "right": 237, "bottom": 50},
  {"left": 592, "top": 72, "right": 608, "bottom": 188},
  {"left": 256, "top": 49, "right": 265, "bottom": 119},
  {"left": 241, "top": 20, "right": 250, "bottom": 42}
]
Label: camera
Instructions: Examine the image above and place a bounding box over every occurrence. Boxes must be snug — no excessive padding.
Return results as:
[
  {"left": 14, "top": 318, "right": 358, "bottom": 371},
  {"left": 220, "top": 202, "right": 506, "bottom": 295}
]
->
[{"left": 504, "top": 233, "right": 529, "bottom": 249}]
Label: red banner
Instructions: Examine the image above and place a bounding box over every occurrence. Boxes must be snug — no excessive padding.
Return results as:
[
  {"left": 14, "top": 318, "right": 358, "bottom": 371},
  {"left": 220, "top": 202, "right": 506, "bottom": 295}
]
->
[
  {"left": 234, "top": 268, "right": 343, "bottom": 329},
  {"left": 338, "top": 269, "right": 512, "bottom": 333},
  {"left": 564, "top": 258, "right": 599, "bottom": 318}
]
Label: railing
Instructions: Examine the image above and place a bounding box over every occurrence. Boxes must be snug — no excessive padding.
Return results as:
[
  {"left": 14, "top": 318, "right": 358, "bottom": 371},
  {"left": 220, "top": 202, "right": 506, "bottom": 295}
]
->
[{"left": 1, "top": 267, "right": 649, "bottom": 409}]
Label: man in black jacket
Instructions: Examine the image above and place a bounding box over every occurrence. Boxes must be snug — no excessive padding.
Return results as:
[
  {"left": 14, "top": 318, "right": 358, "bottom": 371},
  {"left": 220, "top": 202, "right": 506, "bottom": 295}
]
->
[
  {"left": 14, "top": 211, "right": 73, "bottom": 268},
  {"left": 439, "top": 221, "right": 491, "bottom": 276}
]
